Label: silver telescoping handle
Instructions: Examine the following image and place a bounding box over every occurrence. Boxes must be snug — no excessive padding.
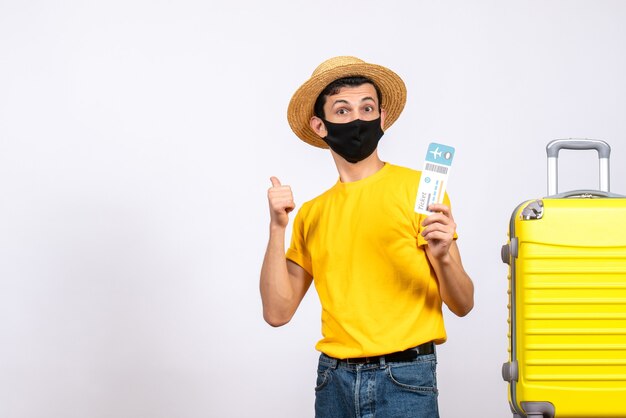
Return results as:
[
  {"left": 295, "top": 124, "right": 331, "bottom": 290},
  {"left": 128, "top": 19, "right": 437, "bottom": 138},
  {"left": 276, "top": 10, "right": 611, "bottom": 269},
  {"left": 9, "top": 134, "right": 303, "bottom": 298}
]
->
[{"left": 546, "top": 139, "right": 611, "bottom": 196}]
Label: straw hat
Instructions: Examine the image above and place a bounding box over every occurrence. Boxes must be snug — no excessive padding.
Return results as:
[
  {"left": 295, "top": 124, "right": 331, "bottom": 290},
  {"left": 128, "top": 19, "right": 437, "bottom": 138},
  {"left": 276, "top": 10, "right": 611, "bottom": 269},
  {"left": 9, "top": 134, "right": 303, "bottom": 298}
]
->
[{"left": 287, "top": 56, "right": 407, "bottom": 149}]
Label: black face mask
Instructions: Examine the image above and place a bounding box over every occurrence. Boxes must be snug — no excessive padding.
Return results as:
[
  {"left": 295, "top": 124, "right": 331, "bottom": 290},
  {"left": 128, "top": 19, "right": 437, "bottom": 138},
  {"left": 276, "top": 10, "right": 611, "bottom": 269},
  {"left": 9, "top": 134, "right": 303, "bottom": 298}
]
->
[{"left": 322, "top": 117, "right": 384, "bottom": 164}]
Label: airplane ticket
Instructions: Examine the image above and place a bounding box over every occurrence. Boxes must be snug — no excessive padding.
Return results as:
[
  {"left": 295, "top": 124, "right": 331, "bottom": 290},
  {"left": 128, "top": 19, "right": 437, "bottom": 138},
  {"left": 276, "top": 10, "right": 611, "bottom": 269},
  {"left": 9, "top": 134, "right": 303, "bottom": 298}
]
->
[{"left": 414, "top": 142, "right": 455, "bottom": 215}]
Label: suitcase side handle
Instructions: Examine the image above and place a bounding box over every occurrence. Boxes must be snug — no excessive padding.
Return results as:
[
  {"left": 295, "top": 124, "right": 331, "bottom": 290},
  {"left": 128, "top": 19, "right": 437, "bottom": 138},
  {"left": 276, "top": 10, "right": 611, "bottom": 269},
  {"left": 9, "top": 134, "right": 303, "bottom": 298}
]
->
[{"left": 546, "top": 138, "right": 611, "bottom": 195}]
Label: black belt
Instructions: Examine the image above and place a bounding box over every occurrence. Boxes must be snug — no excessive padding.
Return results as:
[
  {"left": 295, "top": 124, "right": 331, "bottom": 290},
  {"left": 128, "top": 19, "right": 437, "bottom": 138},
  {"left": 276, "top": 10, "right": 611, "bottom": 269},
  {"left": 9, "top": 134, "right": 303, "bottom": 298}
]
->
[{"left": 343, "top": 342, "right": 435, "bottom": 365}]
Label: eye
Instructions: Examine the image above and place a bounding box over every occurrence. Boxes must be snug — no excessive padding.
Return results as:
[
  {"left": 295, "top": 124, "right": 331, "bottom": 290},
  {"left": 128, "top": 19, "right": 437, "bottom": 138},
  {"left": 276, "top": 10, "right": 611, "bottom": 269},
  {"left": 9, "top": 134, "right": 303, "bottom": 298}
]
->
[
  {"left": 336, "top": 108, "right": 349, "bottom": 115},
  {"left": 364, "top": 105, "right": 374, "bottom": 112}
]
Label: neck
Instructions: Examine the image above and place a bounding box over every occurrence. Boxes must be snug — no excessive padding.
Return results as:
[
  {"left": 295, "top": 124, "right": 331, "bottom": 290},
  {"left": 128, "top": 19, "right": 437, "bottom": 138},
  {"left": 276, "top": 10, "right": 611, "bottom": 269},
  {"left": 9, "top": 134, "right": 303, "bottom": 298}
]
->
[{"left": 332, "top": 150, "right": 385, "bottom": 183}]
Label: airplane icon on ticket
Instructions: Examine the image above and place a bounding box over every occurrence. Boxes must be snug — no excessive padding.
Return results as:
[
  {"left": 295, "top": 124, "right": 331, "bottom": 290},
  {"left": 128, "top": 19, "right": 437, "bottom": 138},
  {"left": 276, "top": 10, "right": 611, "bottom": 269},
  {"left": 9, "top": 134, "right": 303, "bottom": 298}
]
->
[{"left": 429, "top": 147, "right": 442, "bottom": 160}]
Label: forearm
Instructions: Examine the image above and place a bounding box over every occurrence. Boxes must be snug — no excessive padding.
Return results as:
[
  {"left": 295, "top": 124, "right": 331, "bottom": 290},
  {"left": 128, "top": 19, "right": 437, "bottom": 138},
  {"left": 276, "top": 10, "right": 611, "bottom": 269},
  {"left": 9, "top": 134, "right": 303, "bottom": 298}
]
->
[
  {"left": 427, "top": 245, "right": 474, "bottom": 317},
  {"left": 260, "top": 225, "right": 300, "bottom": 326}
]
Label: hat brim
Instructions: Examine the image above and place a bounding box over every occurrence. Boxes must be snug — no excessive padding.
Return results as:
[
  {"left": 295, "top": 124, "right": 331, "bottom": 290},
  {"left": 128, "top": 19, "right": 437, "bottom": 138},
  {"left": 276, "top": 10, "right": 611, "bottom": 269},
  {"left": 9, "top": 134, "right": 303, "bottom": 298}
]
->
[{"left": 287, "top": 61, "right": 407, "bottom": 149}]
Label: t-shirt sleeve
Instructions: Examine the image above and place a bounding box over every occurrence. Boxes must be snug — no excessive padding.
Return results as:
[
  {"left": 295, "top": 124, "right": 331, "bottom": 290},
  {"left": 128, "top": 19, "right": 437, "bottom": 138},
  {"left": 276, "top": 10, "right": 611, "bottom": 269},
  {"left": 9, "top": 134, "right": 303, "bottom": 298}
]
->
[
  {"left": 416, "top": 192, "right": 459, "bottom": 247},
  {"left": 285, "top": 208, "right": 313, "bottom": 276}
]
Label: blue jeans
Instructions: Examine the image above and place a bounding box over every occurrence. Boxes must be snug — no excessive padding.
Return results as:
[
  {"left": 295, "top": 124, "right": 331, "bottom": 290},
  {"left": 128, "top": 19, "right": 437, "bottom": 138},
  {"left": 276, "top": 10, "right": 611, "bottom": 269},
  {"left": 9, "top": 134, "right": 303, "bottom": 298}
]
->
[{"left": 314, "top": 351, "right": 439, "bottom": 418}]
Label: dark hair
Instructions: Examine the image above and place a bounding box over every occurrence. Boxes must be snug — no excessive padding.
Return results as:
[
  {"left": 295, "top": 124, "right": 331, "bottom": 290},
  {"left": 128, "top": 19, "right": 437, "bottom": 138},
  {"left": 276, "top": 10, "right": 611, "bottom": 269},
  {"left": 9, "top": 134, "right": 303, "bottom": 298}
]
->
[{"left": 313, "top": 76, "right": 383, "bottom": 119}]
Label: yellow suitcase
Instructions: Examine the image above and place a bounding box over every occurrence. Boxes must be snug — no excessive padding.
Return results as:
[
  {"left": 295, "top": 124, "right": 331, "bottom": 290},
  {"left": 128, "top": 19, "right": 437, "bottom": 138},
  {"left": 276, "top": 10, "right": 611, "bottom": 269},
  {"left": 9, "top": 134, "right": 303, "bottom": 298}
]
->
[{"left": 501, "top": 139, "right": 626, "bottom": 418}]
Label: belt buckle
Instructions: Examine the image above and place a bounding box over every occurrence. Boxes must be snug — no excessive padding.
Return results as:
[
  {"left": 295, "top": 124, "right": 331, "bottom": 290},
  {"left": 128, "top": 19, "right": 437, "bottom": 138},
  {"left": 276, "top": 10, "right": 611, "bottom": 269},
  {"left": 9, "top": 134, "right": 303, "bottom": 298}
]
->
[{"left": 346, "top": 356, "right": 375, "bottom": 365}]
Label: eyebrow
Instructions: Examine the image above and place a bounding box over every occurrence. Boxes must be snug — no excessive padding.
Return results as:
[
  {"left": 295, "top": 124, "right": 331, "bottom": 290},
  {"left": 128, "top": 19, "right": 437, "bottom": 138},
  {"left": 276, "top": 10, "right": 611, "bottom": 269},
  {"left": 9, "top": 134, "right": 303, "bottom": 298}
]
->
[{"left": 331, "top": 96, "right": 377, "bottom": 107}]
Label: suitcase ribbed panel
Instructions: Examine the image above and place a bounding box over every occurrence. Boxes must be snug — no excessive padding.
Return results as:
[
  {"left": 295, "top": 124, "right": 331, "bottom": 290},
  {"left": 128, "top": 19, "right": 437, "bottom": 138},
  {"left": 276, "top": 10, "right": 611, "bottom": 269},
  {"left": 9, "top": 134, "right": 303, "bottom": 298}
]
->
[
  {"left": 520, "top": 243, "right": 626, "bottom": 386},
  {"left": 512, "top": 199, "right": 626, "bottom": 417}
]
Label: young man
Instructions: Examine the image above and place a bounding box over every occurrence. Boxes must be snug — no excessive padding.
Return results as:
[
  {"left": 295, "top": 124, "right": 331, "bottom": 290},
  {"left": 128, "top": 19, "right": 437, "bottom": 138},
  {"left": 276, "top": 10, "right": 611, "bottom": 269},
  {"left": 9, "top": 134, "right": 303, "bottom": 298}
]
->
[{"left": 260, "top": 56, "right": 474, "bottom": 418}]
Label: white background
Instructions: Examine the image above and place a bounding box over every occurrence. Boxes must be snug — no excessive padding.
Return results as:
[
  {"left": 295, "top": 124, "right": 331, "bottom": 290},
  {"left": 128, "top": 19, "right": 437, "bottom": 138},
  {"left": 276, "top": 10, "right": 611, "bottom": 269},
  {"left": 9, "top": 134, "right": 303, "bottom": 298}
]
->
[{"left": 2, "top": 1, "right": 626, "bottom": 417}]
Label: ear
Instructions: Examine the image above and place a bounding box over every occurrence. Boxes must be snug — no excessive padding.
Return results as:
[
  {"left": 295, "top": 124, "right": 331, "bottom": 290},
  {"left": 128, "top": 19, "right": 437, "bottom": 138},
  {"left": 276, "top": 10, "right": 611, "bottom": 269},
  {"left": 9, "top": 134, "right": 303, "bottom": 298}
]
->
[
  {"left": 380, "top": 108, "right": 387, "bottom": 131},
  {"left": 310, "top": 116, "right": 327, "bottom": 138}
]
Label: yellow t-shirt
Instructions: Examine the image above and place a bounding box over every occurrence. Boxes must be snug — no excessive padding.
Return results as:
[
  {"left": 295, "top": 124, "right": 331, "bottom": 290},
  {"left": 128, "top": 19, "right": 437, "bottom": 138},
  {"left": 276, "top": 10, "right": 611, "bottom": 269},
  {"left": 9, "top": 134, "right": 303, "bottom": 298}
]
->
[{"left": 286, "top": 163, "right": 452, "bottom": 359}]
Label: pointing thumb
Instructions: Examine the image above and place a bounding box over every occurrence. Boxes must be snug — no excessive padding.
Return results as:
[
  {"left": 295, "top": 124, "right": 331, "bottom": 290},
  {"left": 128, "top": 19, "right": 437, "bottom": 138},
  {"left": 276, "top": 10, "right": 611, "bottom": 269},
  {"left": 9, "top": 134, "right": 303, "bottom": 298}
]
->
[{"left": 270, "top": 176, "right": 282, "bottom": 187}]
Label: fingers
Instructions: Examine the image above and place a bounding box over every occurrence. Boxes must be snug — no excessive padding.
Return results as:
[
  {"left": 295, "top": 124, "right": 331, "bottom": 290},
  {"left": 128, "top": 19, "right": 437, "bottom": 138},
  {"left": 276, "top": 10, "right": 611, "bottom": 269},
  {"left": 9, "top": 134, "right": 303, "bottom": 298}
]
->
[
  {"left": 422, "top": 229, "right": 452, "bottom": 242},
  {"left": 421, "top": 204, "right": 456, "bottom": 240},
  {"left": 421, "top": 218, "right": 455, "bottom": 259},
  {"left": 426, "top": 204, "right": 453, "bottom": 219},
  {"left": 268, "top": 177, "right": 294, "bottom": 208},
  {"left": 270, "top": 190, "right": 295, "bottom": 213},
  {"left": 421, "top": 204, "right": 454, "bottom": 226},
  {"left": 421, "top": 223, "right": 454, "bottom": 239}
]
